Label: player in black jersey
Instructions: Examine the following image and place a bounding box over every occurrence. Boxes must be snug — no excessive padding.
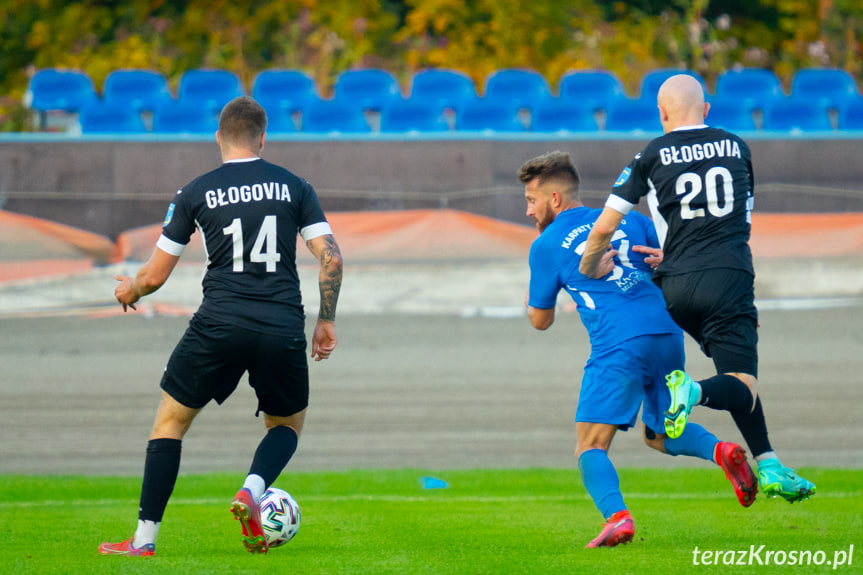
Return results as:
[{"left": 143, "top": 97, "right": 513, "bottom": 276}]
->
[
  {"left": 579, "top": 74, "right": 815, "bottom": 504},
  {"left": 99, "top": 96, "right": 343, "bottom": 556}
]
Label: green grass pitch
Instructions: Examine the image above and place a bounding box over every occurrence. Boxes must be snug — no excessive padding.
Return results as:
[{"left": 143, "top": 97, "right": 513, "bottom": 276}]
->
[{"left": 1, "top": 468, "right": 860, "bottom": 575}]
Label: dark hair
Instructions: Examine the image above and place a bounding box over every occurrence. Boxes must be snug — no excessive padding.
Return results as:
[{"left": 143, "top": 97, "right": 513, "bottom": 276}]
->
[
  {"left": 517, "top": 150, "right": 581, "bottom": 194},
  {"left": 218, "top": 96, "right": 267, "bottom": 150}
]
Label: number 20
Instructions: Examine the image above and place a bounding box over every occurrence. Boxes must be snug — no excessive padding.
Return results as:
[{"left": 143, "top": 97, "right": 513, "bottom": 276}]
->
[
  {"left": 222, "top": 215, "right": 281, "bottom": 272},
  {"left": 676, "top": 166, "right": 734, "bottom": 219}
]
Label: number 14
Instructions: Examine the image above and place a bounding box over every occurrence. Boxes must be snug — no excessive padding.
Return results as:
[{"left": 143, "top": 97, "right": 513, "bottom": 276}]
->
[{"left": 222, "top": 215, "right": 281, "bottom": 272}]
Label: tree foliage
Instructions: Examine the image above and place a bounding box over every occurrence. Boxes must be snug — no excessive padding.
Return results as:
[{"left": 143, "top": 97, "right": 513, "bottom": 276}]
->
[
  {"left": 1, "top": 0, "right": 861, "bottom": 129},
  {"left": 762, "top": 0, "right": 863, "bottom": 80}
]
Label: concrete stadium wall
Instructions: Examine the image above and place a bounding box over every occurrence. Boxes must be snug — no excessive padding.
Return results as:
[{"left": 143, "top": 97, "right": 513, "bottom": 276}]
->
[{"left": 2, "top": 136, "right": 863, "bottom": 238}]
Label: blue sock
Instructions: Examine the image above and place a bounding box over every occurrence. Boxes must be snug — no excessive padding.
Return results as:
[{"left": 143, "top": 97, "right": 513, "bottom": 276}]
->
[
  {"left": 664, "top": 423, "right": 719, "bottom": 462},
  {"left": 578, "top": 448, "right": 626, "bottom": 519}
]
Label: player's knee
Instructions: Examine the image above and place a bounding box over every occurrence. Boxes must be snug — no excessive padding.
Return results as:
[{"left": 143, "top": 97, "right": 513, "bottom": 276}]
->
[
  {"left": 644, "top": 437, "right": 665, "bottom": 452},
  {"left": 574, "top": 445, "right": 609, "bottom": 460},
  {"left": 264, "top": 409, "right": 306, "bottom": 435},
  {"left": 574, "top": 437, "right": 612, "bottom": 459},
  {"left": 726, "top": 372, "right": 758, "bottom": 411},
  {"left": 266, "top": 422, "right": 303, "bottom": 438},
  {"left": 577, "top": 436, "right": 613, "bottom": 453},
  {"left": 642, "top": 426, "right": 665, "bottom": 452},
  {"left": 149, "top": 422, "right": 188, "bottom": 441}
]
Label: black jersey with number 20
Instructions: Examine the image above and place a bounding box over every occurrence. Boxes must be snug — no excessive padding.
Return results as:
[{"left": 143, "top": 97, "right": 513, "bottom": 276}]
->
[
  {"left": 607, "top": 126, "right": 755, "bottom": 278},
  {"left": 158, "top": 158, "right": 330, "bottom": 337}
]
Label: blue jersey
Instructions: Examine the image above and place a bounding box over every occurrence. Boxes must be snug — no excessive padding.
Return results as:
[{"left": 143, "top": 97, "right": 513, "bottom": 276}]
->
[{"left": 528, "top": 206, "right": 681, "bottom": 352}]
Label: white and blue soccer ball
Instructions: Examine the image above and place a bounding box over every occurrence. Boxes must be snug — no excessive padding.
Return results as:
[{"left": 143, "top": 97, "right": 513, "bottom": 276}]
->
[{"left": 259, "top": 487, "right": 301, "bottom": 548}]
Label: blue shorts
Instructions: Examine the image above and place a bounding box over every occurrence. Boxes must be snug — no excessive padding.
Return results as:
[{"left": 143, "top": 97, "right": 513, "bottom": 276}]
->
[{"left": 575, "top": 333, "right": 685, "bottom": 434}]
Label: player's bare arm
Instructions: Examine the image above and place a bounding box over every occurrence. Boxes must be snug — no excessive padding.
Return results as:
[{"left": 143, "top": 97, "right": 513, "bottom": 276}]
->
[
  {"left": 579, "top": 207, "right": 625, "bottom": 279},
  {"left": 113, "top": 247, "right": 181, "bottom": 312},
  {"left": 306, "top": 234, "right": 343, "bottom": 322},
  {"left": 305, "top": 234, "right": 343, "bottom": 361}
]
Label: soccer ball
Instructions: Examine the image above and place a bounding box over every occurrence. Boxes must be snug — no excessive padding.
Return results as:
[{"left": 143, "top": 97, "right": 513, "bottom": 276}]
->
[{"left": 259, "top": 487, "right": 301, "bottom": 548}]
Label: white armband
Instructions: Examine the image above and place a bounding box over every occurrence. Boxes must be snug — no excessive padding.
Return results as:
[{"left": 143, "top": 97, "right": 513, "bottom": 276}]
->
[
  {"left": 156, "top": 234, "right": 186, "bottom": 256},
  {"left": 300, "top": 222, "right": 333, "bottom": 241},
  {"left": 605, "top": 194, "right": 635, "bottom": 215}
]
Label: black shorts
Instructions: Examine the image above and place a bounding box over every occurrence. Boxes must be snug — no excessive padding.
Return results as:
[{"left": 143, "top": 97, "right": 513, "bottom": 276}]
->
[
  {"left": 161, "top": 315, "right": 309, "bottom": 417},
  {"left": 656, "top": 268, "right": 758, "bottom": 378}
]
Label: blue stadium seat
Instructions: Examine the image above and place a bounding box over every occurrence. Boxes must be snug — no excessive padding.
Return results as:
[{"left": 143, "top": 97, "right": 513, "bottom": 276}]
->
[
  {"left": 605, "top": 98, "right": 662, "bottom": 132},
  {"left": 380, "top": 100, "right": 449, "bottom": 132},
  {"left": 152, "top": 101, "right": 219, "bottom": 134},
  {"left": 558, "top": 70, "right": 625, "bottom": 111},
  {"left": 714, "top": 68, "right": 783, "bottom": 110},
  {"left": 26, "top": 68, "right": 97, "bottom": 112},
  {"left": 301, "top": 100, "right": 371, "bottom": 133},
  {"left": 409, "top": 68, "right": 477, "bottom": 112},
  {"left": 103, "top": 69, "right": 172, "bottom": 112},
  {"left": 639, "top": 68, "right": 705, "bottom": 102},
  {"left": 177, "top": 69, "right": 245, "bottom": 113},
  {"left": 705, "top": 98, "right": 757, "bottom": 131},
  {"left": 263, "top": 105, "right": 297, "bottom": 133},
  {"left": 838, "top": 98, "right": 863, "bottom": 130},
  {"left": 252, "top": 69, "right": 317, "bottom": 113},
  {"left": 762, "top": 99, "right": 833, "bottom": 131},
  {"left": 483, "top": 68, "right": 551, "bottom": 111},
  {"left": 456, "top": 100, "right": 525, "bottom": 132},
  {"left": 333, "top": 69, "right": 401, "bottom": 111},
  {"left": 531, "top": 99, "right": 598, "bottom": 132},
  {"left": 79, "top": 102, "right": 147, "bottom": 134},
  {"left": 791, "top": 68, "right": 860, "bottom": 109}
]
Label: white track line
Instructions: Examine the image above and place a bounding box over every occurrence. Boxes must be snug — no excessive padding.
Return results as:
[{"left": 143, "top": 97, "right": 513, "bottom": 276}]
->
[{"left": 1, "top": 491, "right": 856, "bottom": 509}]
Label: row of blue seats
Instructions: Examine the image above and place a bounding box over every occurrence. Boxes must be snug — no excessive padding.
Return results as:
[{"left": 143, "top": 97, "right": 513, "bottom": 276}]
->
[
  {"left": 69, "top": 96, "right": 863, "bottom": 134},
  {"left": 26, "top": 66, "right": 862, "bottom": 114},
  {"left": 25, "top": 67, "right": 863, "bottom": 133}
]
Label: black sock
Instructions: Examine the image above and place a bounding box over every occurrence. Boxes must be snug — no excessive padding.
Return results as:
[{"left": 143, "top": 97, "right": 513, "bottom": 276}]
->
[
  {"left": 249, "top": 426, "right": 299, "bottom": 488},
  {"left": 698, "top": 374, "right": 754, "bottom": 414},
  {"left": 139, "top": 438, "right": 182, "bottom": 522},
  {"left": 731, "top": 396, "right": 773, "bottom": 457}
]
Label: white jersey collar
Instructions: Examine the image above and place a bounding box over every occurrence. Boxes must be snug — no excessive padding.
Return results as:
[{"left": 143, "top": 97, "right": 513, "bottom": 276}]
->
[
  {"left": 224, "top": 157, "right": 261, "bottom": 164},
  {"left": 673, "top": 124, "right": 708, "bottom": 132}
]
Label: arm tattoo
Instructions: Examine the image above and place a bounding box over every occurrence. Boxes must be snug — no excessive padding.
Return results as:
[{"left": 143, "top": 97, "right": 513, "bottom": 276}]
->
[{"left": 314, "top": 235, "right": 342, "bottom": 322}]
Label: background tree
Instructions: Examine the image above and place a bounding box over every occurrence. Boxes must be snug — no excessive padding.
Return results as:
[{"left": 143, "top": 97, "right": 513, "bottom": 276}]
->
[{"left": 0, "top": 0, "right": 861, "bottom": 130}]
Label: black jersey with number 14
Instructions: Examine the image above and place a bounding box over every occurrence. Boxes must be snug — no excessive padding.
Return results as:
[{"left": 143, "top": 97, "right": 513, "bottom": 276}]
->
[
  {"left": 159, "top": 158, "right": 330, "bottom": 337},
  {"left": 608, "top": 126, "right": 755, "bottom": 278}
]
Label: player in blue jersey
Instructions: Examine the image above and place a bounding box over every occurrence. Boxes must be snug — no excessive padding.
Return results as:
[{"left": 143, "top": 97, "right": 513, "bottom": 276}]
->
[
  {"left": 579, "top": 75, "right": 815, "bottom": 504},
  {"left": 99, "top": 96, "right": 343, "bottom": 556},
  {"left": 519, "top": 151, "right": 756, "bottom": 548}
]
